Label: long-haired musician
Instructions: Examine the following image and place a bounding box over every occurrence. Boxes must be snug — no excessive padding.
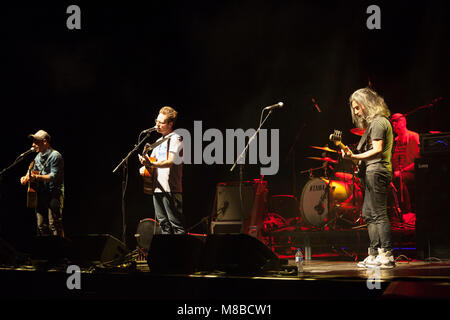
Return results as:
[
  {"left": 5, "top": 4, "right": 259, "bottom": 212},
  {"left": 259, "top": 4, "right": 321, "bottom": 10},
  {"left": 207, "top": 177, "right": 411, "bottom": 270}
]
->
[{"left": 342, "top": 88, "right": 395, "bottom": 269}]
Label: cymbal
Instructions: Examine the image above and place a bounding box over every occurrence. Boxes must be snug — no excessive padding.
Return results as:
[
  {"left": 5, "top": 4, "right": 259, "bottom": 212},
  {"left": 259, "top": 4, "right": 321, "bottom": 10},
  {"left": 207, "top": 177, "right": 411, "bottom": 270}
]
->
[
  {"left": 350, "top": 128, "right": 365, "bottom": 136},
  {"left": 307, "top": 156, "right": 338, "bottom": 164},
  {"left": 310, "top": 145, "right": 337, "bottom": 153}
]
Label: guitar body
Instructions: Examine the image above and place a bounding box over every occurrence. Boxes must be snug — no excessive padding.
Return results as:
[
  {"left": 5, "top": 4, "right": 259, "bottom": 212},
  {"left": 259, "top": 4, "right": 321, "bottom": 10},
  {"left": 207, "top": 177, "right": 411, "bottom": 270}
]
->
[
  {"left": 26, "top": 161, "right": 38, "bottom": 208},
  {"left": 329, "top": 130, "right": 366, "bottom": 182},
  {"left": 141, "top": 156, "right": 157, "bottom": 195}
]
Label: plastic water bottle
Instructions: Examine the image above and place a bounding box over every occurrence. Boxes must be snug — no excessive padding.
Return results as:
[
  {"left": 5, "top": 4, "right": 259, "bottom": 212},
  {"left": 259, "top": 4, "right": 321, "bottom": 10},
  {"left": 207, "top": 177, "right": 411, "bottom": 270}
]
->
[{"left": 295, "top": 248, "right": 304, "bottom": 274}]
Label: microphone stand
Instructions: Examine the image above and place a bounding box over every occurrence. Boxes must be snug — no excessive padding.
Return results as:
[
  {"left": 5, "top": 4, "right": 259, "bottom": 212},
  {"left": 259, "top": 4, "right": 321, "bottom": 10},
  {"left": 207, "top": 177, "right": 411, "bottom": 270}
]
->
[
  {"left": 404, "top": 97, "right": 443, "bottom": 117},
  {"left": 286, "top": 122, "right": 306, "bottom": 200},
  {"left": 0, "top": 152, "right": 35, "bottom": 216},
  {"left": 0, "top": 151, "right": 34, "bottom": 178},
  {"left": 404, "top": 97, "right": 443, "bottom": 132},
  {"left": 230, "top": 108, "right": 275, "bottom": 233},
  {"left": 112, "top": 131, "right": 152, "bottom": 247},
  {"left": 230, "top": 109, "right": 274, "bottom": 172}
]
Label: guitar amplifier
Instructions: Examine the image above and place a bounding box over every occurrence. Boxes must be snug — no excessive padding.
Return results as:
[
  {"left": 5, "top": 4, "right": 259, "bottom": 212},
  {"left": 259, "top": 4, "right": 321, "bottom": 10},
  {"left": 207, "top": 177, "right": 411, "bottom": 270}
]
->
[
  {"left": 420, "top": 132, "right": 450, "bottom": 156},
  {"left": 211, "top": 180, "right": 267, "bottom": 235},
  {"left": 415, "top": 156, "right": 450, "bottom": 259},
  {"left": 214, "top": 181, "right": 257, "bottom": 221}
]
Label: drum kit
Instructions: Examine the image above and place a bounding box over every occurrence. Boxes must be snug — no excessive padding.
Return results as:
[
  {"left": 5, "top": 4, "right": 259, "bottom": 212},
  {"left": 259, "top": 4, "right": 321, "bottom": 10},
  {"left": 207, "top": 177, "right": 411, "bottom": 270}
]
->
[{"left": 297, "top": 128, "right": 365, "bottom": 230}]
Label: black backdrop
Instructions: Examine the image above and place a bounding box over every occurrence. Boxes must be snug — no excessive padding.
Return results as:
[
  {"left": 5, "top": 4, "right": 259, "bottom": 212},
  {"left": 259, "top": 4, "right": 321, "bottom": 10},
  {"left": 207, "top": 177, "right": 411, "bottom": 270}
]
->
[{"left": 1, "top": 1, "right": 449, "bottom": 250}]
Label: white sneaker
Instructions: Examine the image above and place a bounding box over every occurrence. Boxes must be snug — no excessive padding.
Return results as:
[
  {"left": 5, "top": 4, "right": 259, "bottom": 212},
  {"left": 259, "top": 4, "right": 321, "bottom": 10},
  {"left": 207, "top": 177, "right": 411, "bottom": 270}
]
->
[
  {"left": 376, "top": 248, "right": 395, "bottom": 269},
  {"left": 357, "top": 255, "right": 378, "bottom": 268}
]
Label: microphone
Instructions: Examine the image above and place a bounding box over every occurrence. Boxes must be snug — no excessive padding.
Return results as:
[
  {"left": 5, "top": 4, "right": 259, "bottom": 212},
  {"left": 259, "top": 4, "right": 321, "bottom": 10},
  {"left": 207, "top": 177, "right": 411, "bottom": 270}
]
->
[
  {"left": 141, "top": 126, "right": 158, "bottom": 133},
  {"left": 264, "top": 102, "right": 284, "bottom": 110},
  {"left": 19, "top": 147, "right": 36, "bottom": 157},
  {"left": 312, "top": 98, "right": 322, "bottom": 113}
]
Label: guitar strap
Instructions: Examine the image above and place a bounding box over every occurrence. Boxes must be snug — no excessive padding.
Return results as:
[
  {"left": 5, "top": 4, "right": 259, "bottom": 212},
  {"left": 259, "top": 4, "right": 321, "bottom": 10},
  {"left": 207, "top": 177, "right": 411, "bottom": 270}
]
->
[
  {"left": 166, "top": 134, "right": 171, "bottom": 160},
  {"left": 37, "top": 149, "right": 55, "bottom": 172},
  {"left": 357, "top": 127, "right": 370, "bottom": 153},
  {"left": 356, "top": 116, "right": 391, "bottom": 153}
]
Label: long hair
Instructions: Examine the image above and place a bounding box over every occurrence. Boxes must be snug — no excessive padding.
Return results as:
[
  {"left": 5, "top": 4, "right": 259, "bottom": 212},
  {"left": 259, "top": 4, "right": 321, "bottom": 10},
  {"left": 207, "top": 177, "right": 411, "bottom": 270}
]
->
[{"left": 349, "top": 88, "right": 391, "bottom": 128}]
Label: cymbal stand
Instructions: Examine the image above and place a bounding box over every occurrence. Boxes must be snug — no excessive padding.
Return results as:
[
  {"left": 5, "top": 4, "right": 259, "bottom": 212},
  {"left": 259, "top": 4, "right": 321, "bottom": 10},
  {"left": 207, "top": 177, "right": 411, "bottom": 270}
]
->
[
  {"left": 314, "top": 179, "right": 331, "bottom": 229},
  {"left": 299, "top": 165, "right": 327, "bottom": 177},
  {"left": 389, "top": 182, "right": 402, "bottom": 220}
]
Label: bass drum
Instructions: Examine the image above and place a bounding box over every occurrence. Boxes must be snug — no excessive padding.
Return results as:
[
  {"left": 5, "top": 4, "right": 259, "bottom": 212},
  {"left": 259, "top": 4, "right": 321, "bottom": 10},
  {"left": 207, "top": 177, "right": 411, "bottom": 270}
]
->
[
  {"left": 300, "top": 178, "right": 362, "bottom": 227},
  {"left": 135, "top": 218, "right": 162, "bottom": 251}
]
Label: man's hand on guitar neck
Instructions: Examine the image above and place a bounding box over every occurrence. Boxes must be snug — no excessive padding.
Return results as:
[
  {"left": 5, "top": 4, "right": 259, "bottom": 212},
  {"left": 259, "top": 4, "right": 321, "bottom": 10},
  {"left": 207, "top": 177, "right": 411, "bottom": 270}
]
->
[{"left": 341, "top": 148, "right": 354, "bottom": 160}]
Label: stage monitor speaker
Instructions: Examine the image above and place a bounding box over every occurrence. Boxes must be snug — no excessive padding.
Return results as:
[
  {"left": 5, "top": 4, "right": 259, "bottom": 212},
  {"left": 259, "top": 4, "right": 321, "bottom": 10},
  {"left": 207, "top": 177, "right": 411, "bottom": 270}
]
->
[
  {"left": 201, "top": 234, "right": 280, "bottom": 275},
  {"left": 28, "top": 236, "right": 72, "bottom": 262},
  {"left": 215, "top": 182, "right": 256, "bottom": 221},
  {"left": 147, "top": 234, "right": 204, "bottom": 274},
  {"left": 69, "top": 234, "right": 128, "bottom": 265},
  {"left": 415, "top": 157, "right": 450, "bottom": 259}
]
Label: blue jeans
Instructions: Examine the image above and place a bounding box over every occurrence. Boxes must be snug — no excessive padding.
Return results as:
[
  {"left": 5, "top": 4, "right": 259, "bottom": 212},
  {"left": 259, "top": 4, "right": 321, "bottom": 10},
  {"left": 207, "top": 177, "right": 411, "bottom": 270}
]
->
[
  {"left": 153, "top": 193, "right": 185, "bottom": 234},
  {"left": 363, "top": 170, "right": 392, "bottom": 255}
]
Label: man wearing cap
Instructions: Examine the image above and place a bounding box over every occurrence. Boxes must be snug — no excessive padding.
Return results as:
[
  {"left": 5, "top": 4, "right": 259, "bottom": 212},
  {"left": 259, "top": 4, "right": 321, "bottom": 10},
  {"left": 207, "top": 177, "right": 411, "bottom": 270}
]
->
[
  {"left": 391, "top": 113, "right": 420, "bottom": 215},
  {"left": 20, "top": 130, "right": 65, "bottom": 237}
]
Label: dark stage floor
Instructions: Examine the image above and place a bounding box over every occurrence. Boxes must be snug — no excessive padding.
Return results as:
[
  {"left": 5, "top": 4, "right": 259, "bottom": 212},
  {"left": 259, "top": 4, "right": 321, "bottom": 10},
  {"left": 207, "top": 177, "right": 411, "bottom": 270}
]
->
[
  {"left": 1, "top": 251, "right": 450, "bottom": 302},
  {"left": 1, "top": 223, "right": 450, "bottom": 313}
]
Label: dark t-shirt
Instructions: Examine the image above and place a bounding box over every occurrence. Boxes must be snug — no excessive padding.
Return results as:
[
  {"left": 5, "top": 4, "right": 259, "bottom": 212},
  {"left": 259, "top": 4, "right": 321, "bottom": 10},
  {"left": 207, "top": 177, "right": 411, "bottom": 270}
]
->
[{"left": 359, "top": 116, "right": 393, "bottom": 173}]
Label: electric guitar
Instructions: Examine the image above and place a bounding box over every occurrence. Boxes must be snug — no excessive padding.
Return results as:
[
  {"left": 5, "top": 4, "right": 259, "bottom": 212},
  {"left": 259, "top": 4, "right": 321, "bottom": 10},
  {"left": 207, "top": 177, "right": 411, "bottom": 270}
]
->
[
  {"left": 26, "top": 160, "right": 39, "bottom": 208},
  {"left": 329, "top": 129, "right": 366, "bottom": 179}
]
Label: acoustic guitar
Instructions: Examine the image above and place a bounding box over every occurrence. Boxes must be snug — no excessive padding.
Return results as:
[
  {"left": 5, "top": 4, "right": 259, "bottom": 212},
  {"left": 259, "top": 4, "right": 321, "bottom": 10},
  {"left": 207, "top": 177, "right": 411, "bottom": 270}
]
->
[
  {"left": 140, "top": 144, "right": 157, "bottom": 195},
  {"left": 26, "top": 160, "right": 39, "bottom": 208}
]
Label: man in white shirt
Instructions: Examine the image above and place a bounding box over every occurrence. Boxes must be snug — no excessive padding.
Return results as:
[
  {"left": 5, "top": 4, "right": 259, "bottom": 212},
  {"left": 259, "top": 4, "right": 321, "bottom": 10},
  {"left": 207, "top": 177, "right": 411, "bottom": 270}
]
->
[{"left": 139, "top": 106, "right": 184, "bottom": 234}]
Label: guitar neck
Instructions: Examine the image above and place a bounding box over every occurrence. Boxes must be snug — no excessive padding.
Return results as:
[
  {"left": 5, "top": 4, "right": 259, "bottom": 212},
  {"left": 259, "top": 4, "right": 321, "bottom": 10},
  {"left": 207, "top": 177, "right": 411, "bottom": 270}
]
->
[
  {"left": 332, "top": 140, "right": 359, "bottom": 165},
  {"left": 335, "top": 141, "right": 348, "bottom": 151}
]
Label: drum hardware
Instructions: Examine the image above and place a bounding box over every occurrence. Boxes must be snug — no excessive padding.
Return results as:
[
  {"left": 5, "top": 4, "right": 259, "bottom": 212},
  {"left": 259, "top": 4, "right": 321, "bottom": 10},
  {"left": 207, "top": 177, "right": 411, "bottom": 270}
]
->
[
  {"left": 350, "top": 128, "right": 365, "bottom": 136},
  {"left": 300, "top": 166, "right": 323, "bottom": 174},
  {"left": 313, "top": 178, "right": 330, "bottom": 216},
  {"left": 352, "top": 223, "right": 367, "bottom": 230},
  {"left": 306, "top": 156, "right": 339, "bottom": 164},
  {"left": 268, "top": 194, "right": 302, "bottom": 226},
  {"left": 324, "top": 204, "right": 362, "bottom": 229},
  {"left": 135, "top": 218, "right": 162, "bottom": 257},
  {"left": 263, "top": 212, "right": 287, "bottom": 233},
  {"left": 309, "top": 145, "right": 338, "bottom": 153},
  {"left": 389, "top": 182, "right": 403, "bottom": 220}
]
